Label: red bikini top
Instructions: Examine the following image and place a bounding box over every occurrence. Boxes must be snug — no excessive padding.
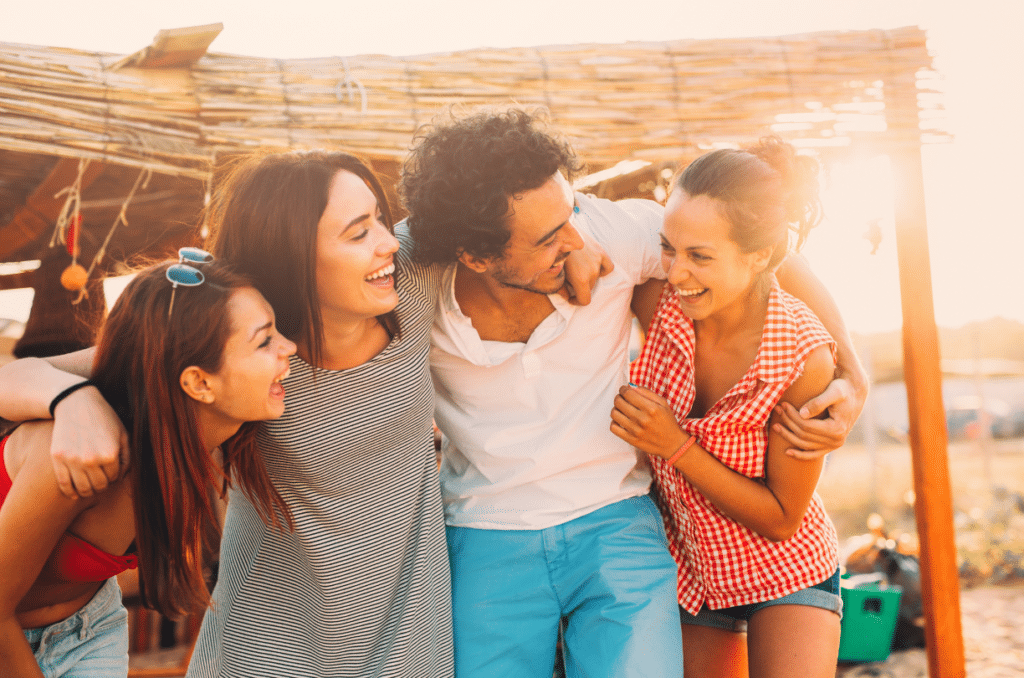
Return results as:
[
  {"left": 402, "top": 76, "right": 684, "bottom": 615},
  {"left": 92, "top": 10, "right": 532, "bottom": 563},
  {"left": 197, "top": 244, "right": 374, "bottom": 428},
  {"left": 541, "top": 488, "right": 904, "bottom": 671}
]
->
[{"left": 1, "top": 436, "right": 137, "bottom": 582}]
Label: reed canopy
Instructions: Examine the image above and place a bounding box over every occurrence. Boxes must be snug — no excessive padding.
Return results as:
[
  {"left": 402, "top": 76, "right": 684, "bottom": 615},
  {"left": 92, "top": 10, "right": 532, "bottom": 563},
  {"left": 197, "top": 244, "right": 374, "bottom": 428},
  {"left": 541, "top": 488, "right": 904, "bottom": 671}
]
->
[{"left": 0, "top": 24, "right": 944, "bottom": 354}]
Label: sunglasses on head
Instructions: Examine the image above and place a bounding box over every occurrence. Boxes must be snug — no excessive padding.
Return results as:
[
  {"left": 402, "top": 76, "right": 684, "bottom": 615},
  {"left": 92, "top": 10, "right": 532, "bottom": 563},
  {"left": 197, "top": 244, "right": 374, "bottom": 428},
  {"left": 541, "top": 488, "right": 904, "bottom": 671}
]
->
[{"left": 167, "top": 247, "right": 214, "bottom": 318}]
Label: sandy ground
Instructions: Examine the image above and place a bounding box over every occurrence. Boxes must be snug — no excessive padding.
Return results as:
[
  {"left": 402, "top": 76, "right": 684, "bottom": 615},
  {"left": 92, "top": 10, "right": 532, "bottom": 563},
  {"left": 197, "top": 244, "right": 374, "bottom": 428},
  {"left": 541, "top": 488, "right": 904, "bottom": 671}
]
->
[
  {"left": 837, "top": 584, "right": 1024, "bottom": 678},
  {"left": 129, "top": 585, "right": 1024, "bottom": 675}
]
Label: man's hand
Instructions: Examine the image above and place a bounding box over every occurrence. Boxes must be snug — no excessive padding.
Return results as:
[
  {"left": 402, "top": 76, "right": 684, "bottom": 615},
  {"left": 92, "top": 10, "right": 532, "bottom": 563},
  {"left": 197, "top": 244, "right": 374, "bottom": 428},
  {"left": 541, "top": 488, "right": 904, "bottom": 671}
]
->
[
  {"left": 50, "top": 386, "right": 129, "bottom": 498},
  {"left": 560, "top": 230, "right": 613, "bottom": 306},
  {"left": 773, "top": 375, "right": 867, "bottom": 460}
]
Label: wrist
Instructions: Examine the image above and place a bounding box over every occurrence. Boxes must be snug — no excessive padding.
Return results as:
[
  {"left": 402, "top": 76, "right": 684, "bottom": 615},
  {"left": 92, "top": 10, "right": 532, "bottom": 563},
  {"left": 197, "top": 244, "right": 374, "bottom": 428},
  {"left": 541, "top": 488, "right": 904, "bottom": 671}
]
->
[
  {"left": 49, "top": 380, "right": 97, "bottom": 418},
  {"left": 663, "top": 435, "right": 695, "bottom": 467}
]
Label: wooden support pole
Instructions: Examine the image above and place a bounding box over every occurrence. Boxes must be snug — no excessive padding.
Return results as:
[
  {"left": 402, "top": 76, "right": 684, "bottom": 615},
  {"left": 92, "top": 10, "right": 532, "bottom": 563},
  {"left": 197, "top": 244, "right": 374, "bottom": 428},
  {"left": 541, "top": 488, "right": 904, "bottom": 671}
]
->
[
  {"left": 890, "top": 109, "right": 965, "bottom": 676},
  {"left": 0, "top": 158, "right": 106, "bottom": 261}
]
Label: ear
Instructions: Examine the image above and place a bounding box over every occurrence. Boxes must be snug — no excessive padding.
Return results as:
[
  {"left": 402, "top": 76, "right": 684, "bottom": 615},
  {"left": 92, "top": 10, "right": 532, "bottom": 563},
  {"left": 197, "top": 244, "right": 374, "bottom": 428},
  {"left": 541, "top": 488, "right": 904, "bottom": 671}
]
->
[
  {"left": 750, "top": 245, "right": 775, "bottom": 274},
  {"left": 457, "top": 249, "right": 492, "bottom": 274},
  {"left": 180, "top": 366, "right": 216, "bottom": 405}
]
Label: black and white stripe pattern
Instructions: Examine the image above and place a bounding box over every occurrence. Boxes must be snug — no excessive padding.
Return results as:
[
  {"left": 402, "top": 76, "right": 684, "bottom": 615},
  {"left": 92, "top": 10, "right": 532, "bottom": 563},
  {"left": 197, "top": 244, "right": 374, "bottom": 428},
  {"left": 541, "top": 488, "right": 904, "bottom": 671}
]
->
[{"left": 188, "top": 241, "right": 453, "bottom": 677}]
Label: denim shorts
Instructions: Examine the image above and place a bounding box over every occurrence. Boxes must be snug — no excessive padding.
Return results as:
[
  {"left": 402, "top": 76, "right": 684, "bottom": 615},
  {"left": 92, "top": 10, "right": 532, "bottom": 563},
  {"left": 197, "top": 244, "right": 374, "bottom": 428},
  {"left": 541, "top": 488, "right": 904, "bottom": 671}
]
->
[
  {"left": 680, "top": 568, "right": 843, "bottom": 633},
  {"left": 23, "top": 577, "right": 129, "bottom": 677}
]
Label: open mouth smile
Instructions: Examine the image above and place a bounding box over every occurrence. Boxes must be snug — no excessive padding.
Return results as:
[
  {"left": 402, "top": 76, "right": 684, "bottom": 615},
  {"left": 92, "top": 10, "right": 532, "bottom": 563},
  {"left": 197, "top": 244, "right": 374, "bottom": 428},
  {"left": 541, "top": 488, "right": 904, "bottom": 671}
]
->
[{"left": 365, "top": 263, "right": 395, "bottom": 285}]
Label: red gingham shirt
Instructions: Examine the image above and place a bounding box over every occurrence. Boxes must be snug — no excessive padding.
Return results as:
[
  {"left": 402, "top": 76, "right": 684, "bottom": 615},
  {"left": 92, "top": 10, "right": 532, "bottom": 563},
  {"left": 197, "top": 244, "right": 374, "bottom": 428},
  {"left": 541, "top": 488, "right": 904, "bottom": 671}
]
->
[{"left": 631, "top": 281, "right": 840, "bottom": 614}]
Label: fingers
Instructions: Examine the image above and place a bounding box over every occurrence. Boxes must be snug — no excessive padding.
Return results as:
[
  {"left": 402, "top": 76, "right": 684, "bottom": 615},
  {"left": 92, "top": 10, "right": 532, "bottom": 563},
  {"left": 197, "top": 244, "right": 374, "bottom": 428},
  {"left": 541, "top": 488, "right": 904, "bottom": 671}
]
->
[
  {"left": 773, "top": 402, "right": 845, "bottom": 459},
  {"left": 798, "top": 378, "right": 852, "bottom": 419},
  {"left": 569, "top": 281, "right": 592, "bottom": 306},
  {"left": 599, "top": 252, "right": 615, "bottom": 277},
  {"left": 118, "top": 429, "right": 131, "bottom": 479},
  {"left": 52, "top": 459, "right": 78, "bottom": 500}
]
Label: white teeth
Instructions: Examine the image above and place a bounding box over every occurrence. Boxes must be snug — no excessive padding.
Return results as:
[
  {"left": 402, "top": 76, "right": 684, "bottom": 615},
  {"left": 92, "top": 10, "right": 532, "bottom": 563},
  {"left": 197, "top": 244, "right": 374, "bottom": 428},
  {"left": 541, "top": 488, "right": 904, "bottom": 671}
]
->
[
  {"left": 365, "top": 263, "right": 395, "bottom": 282},
  {"left": 274, "top": 367, "right": 290, "bottom": 384},
  {"left": 677, "top": 288, "right": 706, "bottom": 297}
]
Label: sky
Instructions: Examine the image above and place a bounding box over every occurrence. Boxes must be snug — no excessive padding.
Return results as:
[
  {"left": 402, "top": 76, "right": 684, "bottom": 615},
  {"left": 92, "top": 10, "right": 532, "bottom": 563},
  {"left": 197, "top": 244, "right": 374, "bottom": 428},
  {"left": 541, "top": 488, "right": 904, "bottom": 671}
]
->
[{"left": 2, "top": 0, "right": 1023, "bottom": 336}]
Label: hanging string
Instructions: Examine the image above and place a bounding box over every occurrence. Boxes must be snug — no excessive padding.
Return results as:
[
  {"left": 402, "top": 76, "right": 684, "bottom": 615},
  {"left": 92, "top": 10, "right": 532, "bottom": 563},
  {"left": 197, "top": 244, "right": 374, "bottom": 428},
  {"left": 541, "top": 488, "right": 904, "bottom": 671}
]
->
[
  {"left": 50, "top": 158, "right": 90, "bottom": 251},
  {"left": 71, "top": 167, "right": 153, "bottom": 304}
]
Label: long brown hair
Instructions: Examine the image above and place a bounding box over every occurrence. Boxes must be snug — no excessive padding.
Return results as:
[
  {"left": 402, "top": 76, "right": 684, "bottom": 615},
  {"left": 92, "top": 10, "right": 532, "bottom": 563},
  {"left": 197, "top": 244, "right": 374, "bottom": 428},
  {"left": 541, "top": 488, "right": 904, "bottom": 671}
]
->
[
  {"left": 207, "top": 150, "right": 398, "bottom": 369},
  {"left": 91, "top": 261, "right": 291, "bottom": 618}
]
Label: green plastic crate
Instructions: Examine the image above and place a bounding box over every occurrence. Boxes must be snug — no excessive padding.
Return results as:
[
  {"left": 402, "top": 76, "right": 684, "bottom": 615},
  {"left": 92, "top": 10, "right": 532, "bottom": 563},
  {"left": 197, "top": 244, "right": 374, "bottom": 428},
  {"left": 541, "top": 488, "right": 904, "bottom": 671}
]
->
[{"left": 837, "top": 582, "right": 903, "bottom": 662}]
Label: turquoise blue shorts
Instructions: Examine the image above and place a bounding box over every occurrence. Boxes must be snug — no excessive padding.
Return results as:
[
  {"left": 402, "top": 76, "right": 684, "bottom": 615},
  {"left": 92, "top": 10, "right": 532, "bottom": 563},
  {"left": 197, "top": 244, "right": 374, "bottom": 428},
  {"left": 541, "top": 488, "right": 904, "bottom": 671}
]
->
[
  {"left": 446, "top": 494, "right": 683, "bottom": 678},
  {"left": 680, "top": 568, "right": 843, "bottom": 632}
]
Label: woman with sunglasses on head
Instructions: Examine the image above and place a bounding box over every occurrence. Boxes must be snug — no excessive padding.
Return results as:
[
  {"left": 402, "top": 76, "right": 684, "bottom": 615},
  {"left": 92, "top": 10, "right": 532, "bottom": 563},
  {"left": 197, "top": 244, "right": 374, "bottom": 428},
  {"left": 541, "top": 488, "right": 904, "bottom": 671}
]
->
[
  {"left": 0, "top": 257, "right": 295, "bottom": 677},
  {"left": 0, "top": 152, "right": 461, "bottom": 677},
  {"left": 611, "top": 138, "right": 842, "bottom": 678}
]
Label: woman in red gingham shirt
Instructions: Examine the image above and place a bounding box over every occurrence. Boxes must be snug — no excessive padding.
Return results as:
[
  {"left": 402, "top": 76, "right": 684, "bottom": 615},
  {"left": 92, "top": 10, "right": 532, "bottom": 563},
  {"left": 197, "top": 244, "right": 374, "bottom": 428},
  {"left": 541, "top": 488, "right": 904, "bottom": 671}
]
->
[{"left": 611, "top": 138, "right": 842, "bottom": 678}]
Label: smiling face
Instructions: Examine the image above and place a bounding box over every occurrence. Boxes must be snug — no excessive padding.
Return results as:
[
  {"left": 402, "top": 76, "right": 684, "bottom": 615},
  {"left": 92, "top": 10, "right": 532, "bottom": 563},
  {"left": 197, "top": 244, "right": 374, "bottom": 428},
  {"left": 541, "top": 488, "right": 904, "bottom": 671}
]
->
[
  {"left": 314, "top": 169, "right": 400, "bottom": 324},
  {"left": 482, "top": 172, "right": 584, "bottom": 295},
  {"left": 660, "top": 191, "right": 771, "bottom": 322},
  {"left": 203, "top": 287, "right": 296, "bottom": 423}
]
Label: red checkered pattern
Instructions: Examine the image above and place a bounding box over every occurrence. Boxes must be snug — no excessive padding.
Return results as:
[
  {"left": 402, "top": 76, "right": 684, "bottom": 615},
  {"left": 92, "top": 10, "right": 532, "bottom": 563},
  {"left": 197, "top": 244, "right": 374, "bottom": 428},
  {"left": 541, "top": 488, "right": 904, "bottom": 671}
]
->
[{"left": 632, "top": 281, "right": 840, "bottom": 614}]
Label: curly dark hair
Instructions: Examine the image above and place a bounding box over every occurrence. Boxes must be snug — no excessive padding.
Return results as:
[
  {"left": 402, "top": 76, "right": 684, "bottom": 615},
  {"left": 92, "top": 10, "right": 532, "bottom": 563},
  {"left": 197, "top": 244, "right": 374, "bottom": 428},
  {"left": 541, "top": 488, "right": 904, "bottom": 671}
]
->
[{"left": 399, "top": 107, "right": 583, "bottom": 266}]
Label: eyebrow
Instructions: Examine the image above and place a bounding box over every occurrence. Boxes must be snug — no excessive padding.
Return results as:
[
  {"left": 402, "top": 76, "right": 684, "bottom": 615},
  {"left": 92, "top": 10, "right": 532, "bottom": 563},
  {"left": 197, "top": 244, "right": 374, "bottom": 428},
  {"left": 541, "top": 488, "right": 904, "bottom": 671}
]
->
[
  {"left": 341, "top": 213, "right": 372, "bottom": 234},
  {"left": 534, "top": 201, "right": 578, "bottom": 246},
  {"left": 251, "top": 321, "right": 273, "bottom": 341},
  {"left": 340, "top": 200, "right": 382, "bottom": 235}
]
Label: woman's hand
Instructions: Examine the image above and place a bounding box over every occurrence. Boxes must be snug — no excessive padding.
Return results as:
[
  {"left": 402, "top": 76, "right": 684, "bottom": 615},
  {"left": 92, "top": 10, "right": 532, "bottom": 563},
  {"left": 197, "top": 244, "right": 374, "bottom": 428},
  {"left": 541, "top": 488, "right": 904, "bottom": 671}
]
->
[
  {"left": 50, "top": 388, "right": 129, "bottom": 499},
  {"left": 610, "top": 385, "right": 688, "bottom": 459}
]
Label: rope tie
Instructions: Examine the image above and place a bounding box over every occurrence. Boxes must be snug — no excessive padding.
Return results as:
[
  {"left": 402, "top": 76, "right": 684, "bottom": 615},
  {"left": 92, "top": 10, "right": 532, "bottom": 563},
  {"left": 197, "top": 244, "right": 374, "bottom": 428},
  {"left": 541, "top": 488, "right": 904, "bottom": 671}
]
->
[
  {"left": 335, "top": 57, "right": 368, "bottom": 113},
  {"left": 536, "top": 50, "right": 553, "bottom": 113},
  {"left": 403, "top": 59, "right": 419, "bottom": 129},
  {"left": 277, "top": 59, "right": 295, "bottom": 147},
  {"left": 777, "top": 38, "right": 798, "bottom": 113}
]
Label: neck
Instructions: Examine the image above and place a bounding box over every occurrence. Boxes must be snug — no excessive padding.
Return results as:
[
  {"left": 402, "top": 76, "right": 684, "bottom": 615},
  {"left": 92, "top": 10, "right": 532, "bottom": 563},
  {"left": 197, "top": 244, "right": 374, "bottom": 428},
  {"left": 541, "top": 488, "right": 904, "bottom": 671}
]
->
[
  {"left": 197, "top": 411, "right": 241, "bottom": 455},
  {"left": 455, "top": 262, "right": 549, "bottom": 314},
  {"left": 694, "top": 283, "right": 770, "bottom": 346},
  {"left": 298, "top": 314, "right": 388, "bottom": 370}
]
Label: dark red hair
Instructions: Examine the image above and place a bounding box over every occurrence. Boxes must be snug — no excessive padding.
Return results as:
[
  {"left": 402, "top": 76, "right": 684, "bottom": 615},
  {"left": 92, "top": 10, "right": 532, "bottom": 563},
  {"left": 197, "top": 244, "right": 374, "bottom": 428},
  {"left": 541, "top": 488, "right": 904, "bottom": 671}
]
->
[{"left": 91, "top": 261, "right": 291, "bottom": 618}]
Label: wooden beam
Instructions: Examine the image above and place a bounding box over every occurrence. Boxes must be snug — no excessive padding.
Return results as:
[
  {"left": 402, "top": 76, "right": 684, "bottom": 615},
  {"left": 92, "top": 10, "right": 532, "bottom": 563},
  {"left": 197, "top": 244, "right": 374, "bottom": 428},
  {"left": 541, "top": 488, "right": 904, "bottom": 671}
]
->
[
  {"left": 110, "top": 23, "right": 223, "bottom": 70},
  {"left": 0, "top": 158, "right": 105, "bottom": 261},
  {"left": 0, "top": 270, "right": 34, "bottom": 291},
  {"left": 889, "top": 88, "right": 966, "bottom": 675}
]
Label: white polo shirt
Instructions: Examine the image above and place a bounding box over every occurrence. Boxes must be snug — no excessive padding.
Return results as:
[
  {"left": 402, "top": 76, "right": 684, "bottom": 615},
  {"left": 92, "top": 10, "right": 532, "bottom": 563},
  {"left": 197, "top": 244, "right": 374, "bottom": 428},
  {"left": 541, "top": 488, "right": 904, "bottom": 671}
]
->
[{"left": 431, "top": 192, "right": 666, "bottom": 529}]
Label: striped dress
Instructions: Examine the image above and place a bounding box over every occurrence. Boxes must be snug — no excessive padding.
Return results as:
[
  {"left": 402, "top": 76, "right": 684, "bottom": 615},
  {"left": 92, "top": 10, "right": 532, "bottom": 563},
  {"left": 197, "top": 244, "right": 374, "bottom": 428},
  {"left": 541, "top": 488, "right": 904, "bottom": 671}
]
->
[{"left": 187, "top": 241, "right": 453, "bottom": 677}]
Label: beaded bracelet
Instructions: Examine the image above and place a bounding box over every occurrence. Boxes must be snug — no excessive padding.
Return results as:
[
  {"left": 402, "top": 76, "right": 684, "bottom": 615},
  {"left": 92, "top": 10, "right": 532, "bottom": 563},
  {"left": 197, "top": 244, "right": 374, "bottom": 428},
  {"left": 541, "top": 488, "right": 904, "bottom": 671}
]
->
[
  {"left": 48, "top": 380, "right": 96, "bottom": 417},
  {"left": 665, "top": 436, "right": 696, "bottom": 467}
]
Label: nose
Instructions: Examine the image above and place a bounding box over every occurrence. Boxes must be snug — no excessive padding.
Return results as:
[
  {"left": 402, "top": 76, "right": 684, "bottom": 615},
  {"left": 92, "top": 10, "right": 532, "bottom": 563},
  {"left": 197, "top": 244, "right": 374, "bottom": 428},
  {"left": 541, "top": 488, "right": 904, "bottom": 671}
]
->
[
  {"left": 376, "top": 224, "right": 400, "bottom": 255},
  {"left": 560, "top": 222, "right": 585, "bottom": 252},
  {"left": 280, "top": 335, "right": 297, "bottom": 357},
  {"left": 665, "top": 255, "right": 690, "bottom": 287}
]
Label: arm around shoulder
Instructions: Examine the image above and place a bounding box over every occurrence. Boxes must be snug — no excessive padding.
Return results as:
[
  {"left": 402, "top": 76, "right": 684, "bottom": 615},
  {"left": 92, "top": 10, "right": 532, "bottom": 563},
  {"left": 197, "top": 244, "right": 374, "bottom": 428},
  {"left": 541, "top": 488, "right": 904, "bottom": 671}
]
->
[{"left": 0, "top": 348, "right": 126, "bottom": 499}]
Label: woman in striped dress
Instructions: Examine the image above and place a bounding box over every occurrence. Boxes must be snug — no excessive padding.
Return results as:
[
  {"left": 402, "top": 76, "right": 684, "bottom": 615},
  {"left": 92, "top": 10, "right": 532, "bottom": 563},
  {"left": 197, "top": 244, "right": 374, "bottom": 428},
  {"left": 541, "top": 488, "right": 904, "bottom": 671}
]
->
[
  {"left": 610, "top": 138, "right": 843, "bottom": 678},
  {"left": 183, "top": 151, "right": 454, "bottom": 677}
]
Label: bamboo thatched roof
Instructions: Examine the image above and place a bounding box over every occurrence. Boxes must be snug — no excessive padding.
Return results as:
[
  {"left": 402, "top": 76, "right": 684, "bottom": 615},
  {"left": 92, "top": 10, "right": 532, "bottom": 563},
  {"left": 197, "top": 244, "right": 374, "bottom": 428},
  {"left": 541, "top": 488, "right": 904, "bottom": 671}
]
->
[{"left": 0, "top": 25, "right": 944, "bottom": 277}]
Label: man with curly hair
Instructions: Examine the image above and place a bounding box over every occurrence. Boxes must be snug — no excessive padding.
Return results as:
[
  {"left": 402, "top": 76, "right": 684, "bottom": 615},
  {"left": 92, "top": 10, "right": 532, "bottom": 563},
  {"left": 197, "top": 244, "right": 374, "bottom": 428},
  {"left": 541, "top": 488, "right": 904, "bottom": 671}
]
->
[{"left": 398, "top": 107, "right": 866, "bottom": 678}]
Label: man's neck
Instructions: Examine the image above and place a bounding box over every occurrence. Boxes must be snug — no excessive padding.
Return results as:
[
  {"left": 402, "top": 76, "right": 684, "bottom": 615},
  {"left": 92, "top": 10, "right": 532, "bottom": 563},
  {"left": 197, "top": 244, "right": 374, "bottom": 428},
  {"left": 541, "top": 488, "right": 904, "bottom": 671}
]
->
[{"left": 453, "top": 263, "right": 555, "bottom": 343}]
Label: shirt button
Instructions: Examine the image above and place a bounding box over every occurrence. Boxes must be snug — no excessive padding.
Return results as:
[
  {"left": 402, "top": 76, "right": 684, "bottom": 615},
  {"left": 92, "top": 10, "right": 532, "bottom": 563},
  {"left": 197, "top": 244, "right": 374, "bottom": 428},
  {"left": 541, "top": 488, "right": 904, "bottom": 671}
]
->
[{"left": 522, "top": 352, "right": 541, "bottom": 378}]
